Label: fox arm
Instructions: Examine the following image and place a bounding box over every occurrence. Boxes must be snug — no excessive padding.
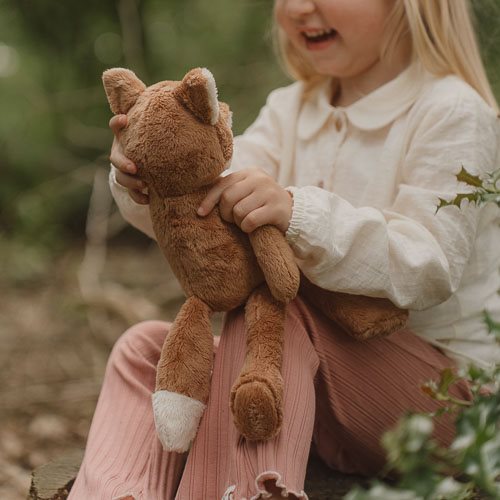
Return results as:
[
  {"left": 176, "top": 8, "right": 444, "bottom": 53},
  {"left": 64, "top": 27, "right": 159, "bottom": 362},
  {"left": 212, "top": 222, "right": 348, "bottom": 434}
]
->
[{"left": 249, "top": 225, "right": 300, "bottom": 303}]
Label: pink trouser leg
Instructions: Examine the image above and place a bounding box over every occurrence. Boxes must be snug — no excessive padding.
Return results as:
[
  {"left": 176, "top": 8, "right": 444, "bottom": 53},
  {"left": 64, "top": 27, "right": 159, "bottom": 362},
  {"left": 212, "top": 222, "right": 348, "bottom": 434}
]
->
[
  {"left": 69, "top": 298, "right": 470, "bottom": 499},
  {"left": 68, "top": 305, "right": 320, "bottom": 500},
  {"left": 68, "top": 321, "right": 189, "bottom": 500},
  {"left": 304, "top": 301, "right": 472, "bottom": 476},
  {"left": 176, "top": 302, "right": 320, "bottom": 500}
]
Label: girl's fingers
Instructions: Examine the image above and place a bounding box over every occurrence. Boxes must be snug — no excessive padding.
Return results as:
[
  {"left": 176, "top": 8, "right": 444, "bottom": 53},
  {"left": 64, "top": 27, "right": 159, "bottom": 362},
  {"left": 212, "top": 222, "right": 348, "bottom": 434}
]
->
[
  {"left": 232, "top": 192, "right": 266, "bottom": 227},
  {"left": 217, "top": 181, "right": 254, "bottom": 222},
  {"left": 129, "top": 190, "right": 150, "bottom": 205},
  {"left": 240, "top": 206, "right": 271, "bottom": 233},
  {"left": 108, "top": 114, "right": 146, "bottom": 204},
  {"left": 115, "top": 170, "right": 146, "bottom": 192},
  {"left": 110, "top": 148, "right": 137, "bottom": 174},
  {"left": 110, "top": 133, "right": 137, "bottom": 173},
  {"left": 115, "top": 171, "right": 149, "bottom": 205},
  {"left": 109, "top": 115, "right": 137, "bottom": 173},
  {"left": 109, "top": 114, "right": 128, "bottom": 134},
  {"left": 198, "top": 173, "right": 242, "bottom": 216}
]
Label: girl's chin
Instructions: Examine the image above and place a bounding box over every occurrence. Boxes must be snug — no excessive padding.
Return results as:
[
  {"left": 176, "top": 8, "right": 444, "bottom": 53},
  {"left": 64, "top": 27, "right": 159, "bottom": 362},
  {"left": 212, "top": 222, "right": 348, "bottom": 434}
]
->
[{"left": 306, "top": 60, "right": 347, "bottom": 78}]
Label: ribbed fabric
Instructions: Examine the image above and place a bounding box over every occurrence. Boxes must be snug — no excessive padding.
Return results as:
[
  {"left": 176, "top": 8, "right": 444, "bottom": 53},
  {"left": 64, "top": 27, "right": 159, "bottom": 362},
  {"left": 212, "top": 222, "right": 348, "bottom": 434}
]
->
[
  {"left": 68, "top": 321, "right": 188, "bottom": 500},
  {"left": 68, "top": 298, "right": 470, "bottom": 500}
]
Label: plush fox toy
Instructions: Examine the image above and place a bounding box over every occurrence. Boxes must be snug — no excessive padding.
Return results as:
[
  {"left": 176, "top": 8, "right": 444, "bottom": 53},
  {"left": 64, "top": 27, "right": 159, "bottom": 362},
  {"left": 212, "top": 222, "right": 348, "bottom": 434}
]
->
[{"left": 102, "top": 67, "right": 408, "bottom": 453}]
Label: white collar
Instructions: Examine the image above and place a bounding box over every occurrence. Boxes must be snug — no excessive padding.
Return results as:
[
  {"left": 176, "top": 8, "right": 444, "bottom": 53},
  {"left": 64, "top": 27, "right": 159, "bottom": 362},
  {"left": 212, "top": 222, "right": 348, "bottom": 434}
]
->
[{"left": 298, "top": 62, "right": 435, "bottom": 139}]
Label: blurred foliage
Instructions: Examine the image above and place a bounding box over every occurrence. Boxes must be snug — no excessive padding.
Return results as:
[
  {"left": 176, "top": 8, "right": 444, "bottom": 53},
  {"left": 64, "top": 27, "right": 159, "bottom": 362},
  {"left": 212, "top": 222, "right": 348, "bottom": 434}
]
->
[
  {"left": 473, "top": 0, "right": 500, "bottom": 99},
  {"left": 0, "top": 0, "right": 499, "bottom": 279},
  {"left": 0, "top": 0, "right": 286, "bottom": 269},
  {"left": 346, "top": 336, "right": 500, "bottom": 499}
]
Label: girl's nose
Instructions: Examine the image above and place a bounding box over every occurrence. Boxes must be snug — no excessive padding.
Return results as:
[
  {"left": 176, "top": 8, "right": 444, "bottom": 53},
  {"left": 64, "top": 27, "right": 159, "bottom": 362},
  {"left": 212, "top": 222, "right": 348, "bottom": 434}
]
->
[{"left": 284, "top": 0, "right": 316, "bottom": 19}]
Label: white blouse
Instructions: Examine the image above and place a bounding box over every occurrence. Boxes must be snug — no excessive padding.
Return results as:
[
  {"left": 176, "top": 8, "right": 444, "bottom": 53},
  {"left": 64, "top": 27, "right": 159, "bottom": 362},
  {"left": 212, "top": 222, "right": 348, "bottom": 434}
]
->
[{"left": 110, "top": 63, "right": 500, "bottom": 369}]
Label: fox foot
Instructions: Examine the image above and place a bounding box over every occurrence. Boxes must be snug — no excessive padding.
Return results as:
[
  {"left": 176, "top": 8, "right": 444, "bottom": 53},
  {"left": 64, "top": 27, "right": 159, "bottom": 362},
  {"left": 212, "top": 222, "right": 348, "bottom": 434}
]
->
[{"left": 230, "top": 374, "right": 283, "bottom": 441}]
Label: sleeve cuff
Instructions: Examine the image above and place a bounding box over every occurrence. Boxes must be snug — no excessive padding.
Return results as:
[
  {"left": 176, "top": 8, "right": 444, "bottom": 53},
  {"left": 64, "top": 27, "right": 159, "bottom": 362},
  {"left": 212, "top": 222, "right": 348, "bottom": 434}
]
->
[
  {"left": 108, "top": 164, "right": 157, "bottom": 240},
  {"left": 284, "top": 186, "right": 307, "bottom": 245},
  {"left": 109, "top": 163, "right": 148, "bottom": 206},
  {"left": 109, "top": 163, "right": 128, "bottom": 192}
]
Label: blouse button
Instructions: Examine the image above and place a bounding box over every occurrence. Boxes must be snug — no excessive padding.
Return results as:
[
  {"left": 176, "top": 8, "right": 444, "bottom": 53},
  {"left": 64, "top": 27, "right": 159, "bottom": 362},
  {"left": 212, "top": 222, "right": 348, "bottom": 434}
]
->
[
  {"left": 331, "top": 109, "right": 346, "bottom": 131},
  {"left": 334, "top": 113, "right": 346, "bottom": 132}
]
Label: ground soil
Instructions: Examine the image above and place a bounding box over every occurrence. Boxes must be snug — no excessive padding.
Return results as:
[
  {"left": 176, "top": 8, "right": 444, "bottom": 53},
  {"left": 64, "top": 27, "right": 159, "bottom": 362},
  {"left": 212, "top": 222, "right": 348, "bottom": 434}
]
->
[{"left": 0, "top": 241, "right": 202, "bottom": 499}]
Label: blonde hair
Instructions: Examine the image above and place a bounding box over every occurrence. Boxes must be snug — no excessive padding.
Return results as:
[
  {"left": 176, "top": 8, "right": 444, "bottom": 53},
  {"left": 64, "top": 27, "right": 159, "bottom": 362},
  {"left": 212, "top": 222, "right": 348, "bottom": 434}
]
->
[{"left": 274, "top": 0, "right": 499, "bottom": 112}]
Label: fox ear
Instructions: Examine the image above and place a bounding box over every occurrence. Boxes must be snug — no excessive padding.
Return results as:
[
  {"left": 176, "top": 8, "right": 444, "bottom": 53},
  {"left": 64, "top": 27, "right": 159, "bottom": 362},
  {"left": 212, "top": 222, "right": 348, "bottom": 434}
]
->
[
  {"left": 173, "top": 67, "right": 219, "bottom": 125},
  {"left": 102, "top": 68, "right": 146, "bottom": 114}
]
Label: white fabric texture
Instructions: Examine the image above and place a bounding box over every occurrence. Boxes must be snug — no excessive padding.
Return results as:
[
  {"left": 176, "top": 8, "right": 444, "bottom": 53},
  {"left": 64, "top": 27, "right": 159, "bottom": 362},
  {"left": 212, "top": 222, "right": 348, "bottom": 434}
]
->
[
  {"left": 151, "top": 390, "right": 206, "bottom": 453},
  {"left": 109, "top": 62, "right": 500, "bottom": 369}
]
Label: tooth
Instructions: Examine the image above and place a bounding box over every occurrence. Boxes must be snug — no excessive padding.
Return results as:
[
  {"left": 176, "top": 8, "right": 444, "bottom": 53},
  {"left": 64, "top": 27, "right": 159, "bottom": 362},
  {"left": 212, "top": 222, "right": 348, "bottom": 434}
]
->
[{"left": 303, "top": 28, "right": 335, "bottom": 39}]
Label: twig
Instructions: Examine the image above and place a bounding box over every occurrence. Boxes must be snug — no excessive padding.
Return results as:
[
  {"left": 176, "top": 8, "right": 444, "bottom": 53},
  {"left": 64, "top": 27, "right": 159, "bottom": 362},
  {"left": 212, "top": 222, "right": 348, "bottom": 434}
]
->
[
  {"left": 118, "top": 0, "right": 148, "bottom": 78},
  {"left": 77, "top": 169, "right": 160, "bottom": 328}
]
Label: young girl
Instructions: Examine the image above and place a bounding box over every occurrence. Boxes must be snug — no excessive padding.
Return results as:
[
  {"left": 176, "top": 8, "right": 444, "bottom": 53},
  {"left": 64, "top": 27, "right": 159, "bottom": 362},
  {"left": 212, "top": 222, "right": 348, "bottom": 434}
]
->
[{"left": 70, "top": 0, "right": 500, "bottom": 499}]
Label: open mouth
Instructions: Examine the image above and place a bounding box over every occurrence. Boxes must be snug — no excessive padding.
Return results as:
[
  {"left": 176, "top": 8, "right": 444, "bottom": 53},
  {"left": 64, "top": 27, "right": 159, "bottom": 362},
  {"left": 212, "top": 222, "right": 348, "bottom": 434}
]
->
[{"left": 302, "top": 28, "right": 337, "bottom": 44}]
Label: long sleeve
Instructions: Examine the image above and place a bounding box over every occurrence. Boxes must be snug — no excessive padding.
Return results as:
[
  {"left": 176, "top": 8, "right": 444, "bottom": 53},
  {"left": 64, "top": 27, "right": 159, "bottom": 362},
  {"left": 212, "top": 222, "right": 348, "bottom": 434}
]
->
[
  {"left": 286, "top": 85, "right": 499, "bottom": 310},
  {"left": 229, "top": 83, "right": 302, "bottom": 179}
]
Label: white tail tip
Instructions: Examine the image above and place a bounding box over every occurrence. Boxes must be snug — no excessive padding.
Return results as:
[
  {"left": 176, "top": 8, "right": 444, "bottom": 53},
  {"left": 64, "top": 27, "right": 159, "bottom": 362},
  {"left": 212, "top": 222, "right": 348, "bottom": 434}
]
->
[{"left": 152, "top": 390, "right": 206, "bottom": 452}]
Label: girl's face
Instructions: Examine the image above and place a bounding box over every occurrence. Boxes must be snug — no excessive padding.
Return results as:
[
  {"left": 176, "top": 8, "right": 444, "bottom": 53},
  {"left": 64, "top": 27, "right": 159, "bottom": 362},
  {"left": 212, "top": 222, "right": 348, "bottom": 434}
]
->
[{"left": 274, "top": 0, "right": 397, "bottom": 79}]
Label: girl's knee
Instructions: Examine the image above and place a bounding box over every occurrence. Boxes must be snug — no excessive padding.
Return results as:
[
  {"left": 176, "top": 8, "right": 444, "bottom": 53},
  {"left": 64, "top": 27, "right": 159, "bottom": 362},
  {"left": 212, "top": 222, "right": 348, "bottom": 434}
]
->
[{"left": 110, "top": 320, "right": 171, "bottom": 364}]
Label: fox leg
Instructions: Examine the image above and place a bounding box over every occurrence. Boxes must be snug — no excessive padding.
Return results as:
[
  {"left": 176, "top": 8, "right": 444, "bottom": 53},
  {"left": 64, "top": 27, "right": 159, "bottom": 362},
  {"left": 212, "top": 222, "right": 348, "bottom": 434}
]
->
[
  {"left": 230, "top": 284, "right": 286, "bottom": 441},
  {"left": 153, "top": 295, "right": 213, "bottom": 452}
]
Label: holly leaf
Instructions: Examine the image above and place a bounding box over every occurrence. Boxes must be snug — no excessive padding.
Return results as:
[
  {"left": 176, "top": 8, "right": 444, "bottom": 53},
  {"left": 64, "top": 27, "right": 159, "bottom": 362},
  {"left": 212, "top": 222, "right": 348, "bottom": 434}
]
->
[
  {"left": 438, "top": 368, "right": 459, "bottom": 394},
  {"left": 436, "top": 193, "right": 479, "bottom": 212},
  {"left": 484, "top": 311, "right": 500, "bottom": 342},
  {"left": 478, "top": 192, "right": 500, "bottom": 206},
  {"left": 456, "top": 166, "right": 483, "bottom": 188}
]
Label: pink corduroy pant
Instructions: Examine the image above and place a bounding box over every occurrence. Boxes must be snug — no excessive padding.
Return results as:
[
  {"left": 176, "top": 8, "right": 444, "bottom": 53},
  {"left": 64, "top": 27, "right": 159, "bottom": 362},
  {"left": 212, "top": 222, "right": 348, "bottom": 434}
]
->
[{"left": 68, "top": 297, "right": 471, "bottom": 500}]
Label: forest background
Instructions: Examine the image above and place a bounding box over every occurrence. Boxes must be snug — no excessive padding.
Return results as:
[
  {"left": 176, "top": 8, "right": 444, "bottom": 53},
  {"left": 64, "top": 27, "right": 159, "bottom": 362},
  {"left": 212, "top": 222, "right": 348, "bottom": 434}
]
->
[{"left": 0, "top": 1, "right": 499, "bottom": 498}]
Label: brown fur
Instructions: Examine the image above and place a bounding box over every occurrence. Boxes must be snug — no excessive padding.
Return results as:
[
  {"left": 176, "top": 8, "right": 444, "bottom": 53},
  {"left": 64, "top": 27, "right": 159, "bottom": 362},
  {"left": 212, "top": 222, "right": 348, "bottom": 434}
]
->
[
  {"left": 103, "top": 67, "right": 298, "bottom": 443},
  {"left": 230, "top": 285, "right": 285, "bottom": 440},
  {"left": 102, "top": 67, "right": 408, "bottom": 447},
  {"left": 172, "top": 71, "right": 217, "bottom": 125},
  {"left": 300, "top": 277, "right": 409, "bottom": 340},
  {"left": 155, "top": 296, "right": 214, "bottom": 403}
]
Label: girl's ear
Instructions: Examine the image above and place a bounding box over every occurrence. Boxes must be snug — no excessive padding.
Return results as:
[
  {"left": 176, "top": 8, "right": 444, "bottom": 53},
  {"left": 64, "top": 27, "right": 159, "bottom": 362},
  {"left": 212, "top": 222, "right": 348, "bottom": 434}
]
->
[
  {"left": 102, "top": 68, "right": 146, "bottom": 115},
  {"left": 173, "top": 68, "right": 219, "bottom": 125}
]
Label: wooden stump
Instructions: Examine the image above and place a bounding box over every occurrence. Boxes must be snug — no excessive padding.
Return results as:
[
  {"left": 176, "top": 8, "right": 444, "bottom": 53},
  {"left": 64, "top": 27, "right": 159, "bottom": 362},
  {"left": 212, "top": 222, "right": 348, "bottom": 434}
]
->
[
  {"left": 28, "top": 449, "right": 367, "bottom": 499},
  {"left": 28, "top": 449, "right": 84, "bottom": 500}
]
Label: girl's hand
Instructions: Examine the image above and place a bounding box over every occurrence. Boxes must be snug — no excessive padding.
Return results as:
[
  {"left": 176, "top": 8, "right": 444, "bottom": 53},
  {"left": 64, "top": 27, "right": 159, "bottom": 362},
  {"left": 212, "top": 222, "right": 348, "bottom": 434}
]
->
[
  {"left": 197, "top": 167, "right": 293, "bottom": 234},
  {"left": 109, "top": 115, "right": 149, "bottom": 205}
]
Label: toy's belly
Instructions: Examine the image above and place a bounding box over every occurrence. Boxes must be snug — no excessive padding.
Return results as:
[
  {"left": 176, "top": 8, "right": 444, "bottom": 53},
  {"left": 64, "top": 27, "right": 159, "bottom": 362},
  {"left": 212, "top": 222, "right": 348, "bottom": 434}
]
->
[{"left": 151, "top": 193, "right": 263, "bottom": 311}]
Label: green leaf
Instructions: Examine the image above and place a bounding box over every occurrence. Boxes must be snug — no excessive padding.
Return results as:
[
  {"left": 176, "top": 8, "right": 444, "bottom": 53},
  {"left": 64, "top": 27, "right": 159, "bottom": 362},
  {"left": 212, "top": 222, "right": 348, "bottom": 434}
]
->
[
  {"left": 484, "top": 311, "right": 500, "bottom": 341},
  {"left": 436, "top": 193, "right": 480, "bottom": 212},
  {"left": 456, "top": 166, "right": 483, "bottom": 188},
  {"left": 344, "top": 483, "right": 423, "bottom": 500},
  {"left": 478, "top": 193, "right": 500, "bottom": 206},
  {"left": 437, "top": 368, "right": 459, "bottom": 394},
  {"left": 432, "top": 477, "right": 473, "bottom": 500}
]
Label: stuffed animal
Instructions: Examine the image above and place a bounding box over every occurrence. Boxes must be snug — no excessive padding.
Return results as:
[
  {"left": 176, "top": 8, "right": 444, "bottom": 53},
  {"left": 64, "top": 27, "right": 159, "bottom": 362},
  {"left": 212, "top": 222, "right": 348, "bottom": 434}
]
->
[{"left": 102, "top": 67, "right": 409, "bottom": 453}]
